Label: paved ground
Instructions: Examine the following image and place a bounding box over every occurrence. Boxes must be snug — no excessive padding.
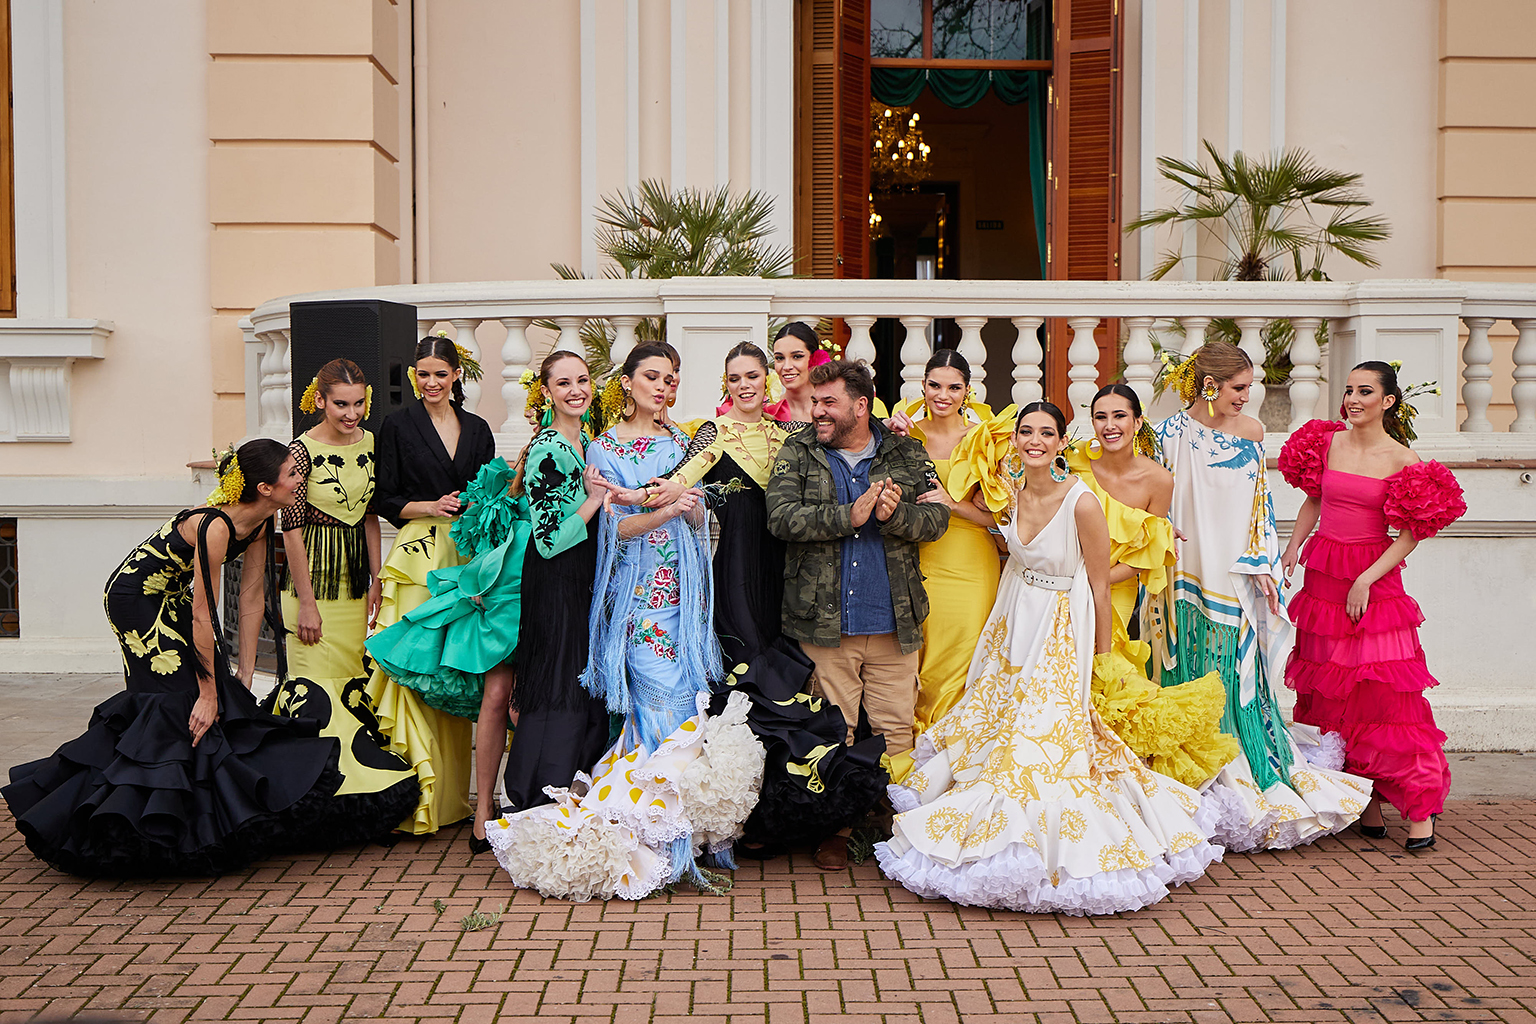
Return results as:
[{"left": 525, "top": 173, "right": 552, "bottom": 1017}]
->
[{"left": 0, "top": 675, "right": 1532, "bottom": 1024}]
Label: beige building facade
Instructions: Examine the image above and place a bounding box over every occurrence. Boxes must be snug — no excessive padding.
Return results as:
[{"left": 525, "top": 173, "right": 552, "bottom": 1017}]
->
[{"left": 1, "top": 0, "right": 1533, "bottom": 748}]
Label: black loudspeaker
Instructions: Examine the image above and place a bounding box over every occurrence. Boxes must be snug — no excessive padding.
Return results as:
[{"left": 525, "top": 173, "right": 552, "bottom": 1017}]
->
[{"left": 289, "top": 299, "right": 420, "bottom": 436}]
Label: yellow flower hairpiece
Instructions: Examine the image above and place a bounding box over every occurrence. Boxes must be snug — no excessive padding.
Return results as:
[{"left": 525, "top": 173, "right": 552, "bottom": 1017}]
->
[
  {"left": 1133, "top": 419, "right": 1159, "bottom": 459},
  {"left": 598, "top": 375, "right": 628, "bottom": 425},
  {"left": 719, "top": 370, "right": 731, "bottom": 400},
  {"left": 520, "top": 368, "right": 548, "bottom": 416},
  {"left": 298, "top": 376, "right": 320, "bottom": 415},
  {"left": 455, "top": 344, "right": 484, "bottom": 383},
  {"left": 408, "top": 366, "right": 423, "bottom": 399},
  {"left": 205, "top": 445, "right": 244, "bottom": 505},
  {"left": 364, "top": 384, "right": 373, "bottom": 420},
  {"left": 1160, "top": 350, "right": 1201, "bottom": 405}
]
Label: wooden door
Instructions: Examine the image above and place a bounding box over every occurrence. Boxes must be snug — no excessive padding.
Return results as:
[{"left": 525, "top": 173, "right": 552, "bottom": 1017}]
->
[
  {"left": 1046, "top": 0, "right": 1122, "bottom": 404},
  {"left": 833, "top": 0, "right": 870, "bottom": 280}
]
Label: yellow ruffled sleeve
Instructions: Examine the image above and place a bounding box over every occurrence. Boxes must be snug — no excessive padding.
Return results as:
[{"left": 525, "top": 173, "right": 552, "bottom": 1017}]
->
[
  {"left": 1066, "top": 449, "right": 1176, "bottom": 596},
  {"left": 951, "top": 404, "right": 1018, "bottom": 514}
]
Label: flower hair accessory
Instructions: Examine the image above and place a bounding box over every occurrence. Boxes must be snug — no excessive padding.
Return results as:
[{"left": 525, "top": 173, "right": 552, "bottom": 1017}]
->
[
  {"left": 408, "top": 366, "right": 423, "bottom": 399},
  {"left": 430, "top": 328, "right": 484, "bottom": 382},
  {"left": 1160, "top": 350, "right": 1201, "bottom": 406},
  {"left": 363, "top": 384, "right": 373, "bottom": 419},
  {"left": 1390, "top": 376, "right": 1439, "bottom": 445},
  {"left": 520, "top": 368, "right": 549, "bottom": 418},
  {"left": 597, "top": 374, "right": 627, "bottom": 425},
  {"left": 1133, "top": 419, "right": 1159, "bottom": 459},
  {"left": 205, "top": 445, "right": 244, "bottom": 505},
  {"left": 299, "top": 375, "right": 321, "bottom": 415}
]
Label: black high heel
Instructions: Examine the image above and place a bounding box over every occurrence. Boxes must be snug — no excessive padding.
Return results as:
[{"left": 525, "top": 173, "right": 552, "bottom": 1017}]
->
[
  {"left": 1359, "top": 824, "right": 1387, "bottom": 839},
  {"left": 1405, "top": 816, "right": 1438, "bottom": 852},
  {"left": 468, "top": 829, "right": 492, "bottom": 855}
]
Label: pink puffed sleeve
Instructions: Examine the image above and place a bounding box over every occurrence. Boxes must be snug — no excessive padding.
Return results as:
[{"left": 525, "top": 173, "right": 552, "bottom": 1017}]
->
[
  {"left": 1277, "top": 419, "right": 1346, "bottom": 498},
  {"left": 1384, "top": 461, "right": 1468, "bottom": 540}
]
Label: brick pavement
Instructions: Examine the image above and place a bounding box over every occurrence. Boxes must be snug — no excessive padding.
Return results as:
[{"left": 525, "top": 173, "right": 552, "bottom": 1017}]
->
[{"left": 0, "top": 800, "right": 1530, "bottom": 1024}]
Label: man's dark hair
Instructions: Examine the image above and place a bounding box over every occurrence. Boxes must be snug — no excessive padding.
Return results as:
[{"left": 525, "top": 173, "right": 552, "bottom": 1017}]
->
[{"left": 810, "top": 359, "right": 875, "bottom": 408}]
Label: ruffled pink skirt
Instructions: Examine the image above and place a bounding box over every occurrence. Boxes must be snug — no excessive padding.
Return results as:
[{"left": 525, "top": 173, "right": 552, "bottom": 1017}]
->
[{"left": 1285, "top": 533, "right": 1450, "bottom": 821}]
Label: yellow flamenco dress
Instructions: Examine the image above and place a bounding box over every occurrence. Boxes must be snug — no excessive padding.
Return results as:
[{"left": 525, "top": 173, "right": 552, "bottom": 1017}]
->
[
  {"left": 1066, "top": 449, "right": 1238, "bottom": 789},
  {"left": 364, "top": 515, "right": 474, "bottom": 833},
  {"left": 897, "top": 398, "right": 1009, "bottom": 747}
]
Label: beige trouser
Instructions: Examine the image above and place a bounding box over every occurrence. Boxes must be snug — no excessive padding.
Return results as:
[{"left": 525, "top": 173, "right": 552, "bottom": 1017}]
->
[{"left": 801, "top": 633, "right": 919, "bottom": 759}]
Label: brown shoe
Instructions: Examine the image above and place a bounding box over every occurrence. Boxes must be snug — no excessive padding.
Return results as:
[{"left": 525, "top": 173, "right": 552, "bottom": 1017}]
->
[{"left": 813, "top": 834, "right": 849, "bottom": 871}]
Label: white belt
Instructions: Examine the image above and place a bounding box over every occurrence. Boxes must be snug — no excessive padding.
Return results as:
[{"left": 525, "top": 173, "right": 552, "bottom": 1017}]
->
[{"left": 1010, "top": 564, "right": 1073, "bottom": 591}]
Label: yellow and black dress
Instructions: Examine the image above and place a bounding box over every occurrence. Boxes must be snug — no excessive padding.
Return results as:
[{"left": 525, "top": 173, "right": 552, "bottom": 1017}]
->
[
  {"left": 367, "top": 403, "right": 497, "bottom": 833},
  {"left": 897, "top": 398, "right": 1009, "bottom": 744},
  {"left": 267, "top": 433, "right": 419, "bottom": 814},
  {"left": 1067, "top": 449, "right": 1238, "bottom": 789}
]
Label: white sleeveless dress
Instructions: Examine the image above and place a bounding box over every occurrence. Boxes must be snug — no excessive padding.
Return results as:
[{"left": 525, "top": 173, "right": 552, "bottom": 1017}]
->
[{"left": 875, "top": 478, "right": 1224, "bottom": 915}]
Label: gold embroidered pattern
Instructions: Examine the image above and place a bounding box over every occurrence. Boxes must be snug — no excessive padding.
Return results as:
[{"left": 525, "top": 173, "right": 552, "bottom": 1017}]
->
[
  {"left": 1291, "top": 770, "right": 1319, "bottom": 795},
  {"left": 1167, "top": 831, "right": 1202, "bottom": 854},
  {"left": 1098, "top": 837, "right": 1152, "bottom": 871},
  {"left": 1060, "top": 808, "right": 1087, "bottom": 843}
]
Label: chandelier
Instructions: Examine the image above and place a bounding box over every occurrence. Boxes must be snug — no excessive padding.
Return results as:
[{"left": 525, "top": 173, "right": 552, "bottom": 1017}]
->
[{"left": 870, "top": 103, "right": 933, "bottom": 192}]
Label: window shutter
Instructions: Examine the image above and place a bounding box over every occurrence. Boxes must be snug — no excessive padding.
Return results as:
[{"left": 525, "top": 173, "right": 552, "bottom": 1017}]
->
[
  {"left": 800, "top": 0, "right": 838, "bottom": 278},
  {"left": 834, "top": 0, "right": 870, "bottom": 280},
  {"left": 1046, "top": 0, "right": 1122, "bottom": 400}
]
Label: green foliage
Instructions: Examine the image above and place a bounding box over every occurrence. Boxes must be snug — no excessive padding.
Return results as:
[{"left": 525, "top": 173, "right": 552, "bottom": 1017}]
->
[
  {"left": 459, "top": 902, "right": 506, "bottom": 933},
  {"left": 546, "top": 180, "right": 795, "bottom": 377}
]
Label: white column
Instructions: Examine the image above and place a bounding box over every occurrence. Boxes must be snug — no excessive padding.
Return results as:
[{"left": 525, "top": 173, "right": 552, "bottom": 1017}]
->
[
  {"left": 1066, "top": 317, "right": 1102, "bottom": 425},
  {"left": 1139, "top": 0, "right": 1158, "bottom": 280},
  {"left": 1287, "top": 317, "right": 1324, "bottom": 430},
  {"left": 671, "top": 0, "right": 687, "bottom": 187},
  {"left": 898, "top": 316, "right": 932, "bottom": 402},
  {"left": 257, "top": 330, "right": 286, "bottom": 438},
  {"left": 581, "top": 0, "right": 598, "bottom": 277},
  {"left": 626, "top": 0, "right": 641, "bottom": 192},
  {"left": 715, "top": 0, "right": 729, "bottom": 188},
  {"left": 554, "top": 316, "right": 586, "bottom": 355},
  {"left": 1180, "top": 315, "right": 1210, "bottom": 357},
  {"left": 1460, "top": 316, "right": 1496, "bottom": 433},
  {"left": 1511, "top": 318, "right": 1536, "bottom": 433},
  {"left": 1271, "top": 0, "right": 1287, "bottom": 152},
  {"left": 276, "top": 329, "right": 294, "bottom": 441},
  {"left": 955, "top": 315, "right": 988, "bottom": 404},
  {"left": 844, "top": 316, "right": 878, "bottom": 368},
  {"left": 610, "top": 316, "right": 642, "bottom": 370},
  {"left": 499, "top": 317, "right": 534, "bottom": 434},
  {"left": 1234, "top": 315, "right": 1268, "bottom": 410},
  {"left": 1010, "top": 316, "right": 1045, "bottom": 407},
  {"left": 1122, "top": 316, "right": 1157, "bottom": 410},
  {"left": 451, "top": 319, "right": 483, "bottom": 412},
  {"left": 1227, "top": 0, "right": 1243, "bottom": 155}
]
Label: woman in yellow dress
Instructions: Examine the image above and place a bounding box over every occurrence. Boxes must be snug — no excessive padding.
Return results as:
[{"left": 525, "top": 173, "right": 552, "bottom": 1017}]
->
[
  {"left": 890, "top": 351, "right": 1009, "bottom": 750},
  {"left": 365, "top": 336, "right": 496, "bottom": 834},
  {"left": 1069, "top": 384, "right": 1238, "bottom": 789}
]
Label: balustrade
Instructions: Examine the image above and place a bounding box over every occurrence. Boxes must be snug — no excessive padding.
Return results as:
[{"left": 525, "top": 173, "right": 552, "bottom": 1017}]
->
[{"left": 239, "top": 278, "right": 1536, "bottom": 456}]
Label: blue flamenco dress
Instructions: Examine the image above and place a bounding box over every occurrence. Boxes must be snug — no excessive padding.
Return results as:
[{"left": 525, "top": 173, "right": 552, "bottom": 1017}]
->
[{"left": 365, "top": 458, "right": 532, "bottom": 719}]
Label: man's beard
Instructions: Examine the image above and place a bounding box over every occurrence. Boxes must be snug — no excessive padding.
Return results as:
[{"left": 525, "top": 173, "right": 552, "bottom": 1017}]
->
[{"left": 817, "top": 411, "right": 859, "bottom": 449}]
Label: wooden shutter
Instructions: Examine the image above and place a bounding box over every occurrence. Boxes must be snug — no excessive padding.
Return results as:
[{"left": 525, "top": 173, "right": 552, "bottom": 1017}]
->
[
  {"left": 799, "top": 0, "right": 838, "bottom": 278},
  {"left": 833, "top": 0, "right": 870, "bottom": 279},
  {"left": 1045, "top": 0, "right": 1122, "bottom": 400}
]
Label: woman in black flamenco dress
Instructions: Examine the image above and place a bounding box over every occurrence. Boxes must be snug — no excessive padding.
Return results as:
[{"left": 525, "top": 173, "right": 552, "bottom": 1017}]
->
[
  {"left": 3, "top": 439, "right": 419, "bottom": 877},
  {"left": 653, "top": 343, "right": 887, "bottom": 853}
]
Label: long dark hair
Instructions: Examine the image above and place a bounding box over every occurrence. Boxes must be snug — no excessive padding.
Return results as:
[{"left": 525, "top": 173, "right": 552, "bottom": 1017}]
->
[
  {"left": 223, "top": 438, "right": 291, "bottom": 504},
  {"left": 773, "top": 321, "right": 821, "bottom": 353},
  {"left": 725, "top": 341, "right": 770, "bottom": 373},
  {"left": 1351, "top": 359, "right": 1409, "bottom": 444},
  {"left": 414, "top": 336, "right": 466, "bottom": 407},
  {"left": 1015, "top": 400, "right": 1067, "bottom": 435},
  {"left": 924, "top": 348, "right": 971, "bottom": 383},
  {"left": 1091, "top": 383, "right": 1142, "bottom": 418}
]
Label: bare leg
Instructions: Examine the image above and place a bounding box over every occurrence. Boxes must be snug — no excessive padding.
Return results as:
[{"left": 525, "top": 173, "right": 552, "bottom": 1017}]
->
[
  {"left": 474, "top": 664, "right": 514, "bottom": 841},
  {"left": 1360, "top": 793, "right": 1385, "bottom": 830}
]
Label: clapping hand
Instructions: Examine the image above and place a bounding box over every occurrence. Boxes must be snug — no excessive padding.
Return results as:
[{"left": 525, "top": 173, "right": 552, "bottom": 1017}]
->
[
  {"left": 875, "top": 479, "right": 902, "bottom": 521},
  {"left": 851, "top": 479, "right": 886, "bottom": 528}
]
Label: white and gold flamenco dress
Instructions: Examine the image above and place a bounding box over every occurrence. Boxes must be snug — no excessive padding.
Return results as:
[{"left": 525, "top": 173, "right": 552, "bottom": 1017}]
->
[{"left": 875, "top": 478, "right": 1224, "bottom": 915}]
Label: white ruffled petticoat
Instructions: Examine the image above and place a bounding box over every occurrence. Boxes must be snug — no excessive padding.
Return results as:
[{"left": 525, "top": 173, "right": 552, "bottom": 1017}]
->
[{"left": 486, "top": 691, "right": 765, "bottom": 902}]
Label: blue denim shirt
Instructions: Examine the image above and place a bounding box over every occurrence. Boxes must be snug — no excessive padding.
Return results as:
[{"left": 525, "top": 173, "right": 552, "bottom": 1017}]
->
[{"left": 826, "top": 426, "right": 898, "bottom": 637}]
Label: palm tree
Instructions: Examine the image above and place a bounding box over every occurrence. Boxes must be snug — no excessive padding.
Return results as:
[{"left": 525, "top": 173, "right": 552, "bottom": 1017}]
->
[
  {"left": 547, "top": 180, "right": 794, "bottom": 375},
  {"left": 1127, "top": 142, "right": 1392, "bottom": 387}
]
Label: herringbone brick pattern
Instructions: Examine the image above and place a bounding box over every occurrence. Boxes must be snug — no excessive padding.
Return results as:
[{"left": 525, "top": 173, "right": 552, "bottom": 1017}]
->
[{"left": 0, "top": 800, "right": 1530, "bottom": 1024}]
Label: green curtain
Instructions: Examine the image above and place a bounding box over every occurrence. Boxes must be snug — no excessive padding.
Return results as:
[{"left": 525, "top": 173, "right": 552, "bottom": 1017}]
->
[{"left": 870, "top": 68, "right": 1048, "bottom": 273}]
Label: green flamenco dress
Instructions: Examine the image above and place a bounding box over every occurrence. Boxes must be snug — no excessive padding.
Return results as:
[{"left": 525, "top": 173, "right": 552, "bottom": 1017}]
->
[{"left": 366, "top": 458, "right": 531, "bottom": 719}]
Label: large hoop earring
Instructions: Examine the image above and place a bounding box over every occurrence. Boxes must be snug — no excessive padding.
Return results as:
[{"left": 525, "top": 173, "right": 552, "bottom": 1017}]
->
[
  {"left": 622, "top": 385, "right": 636, "bottom": 420},
  {"left": 1086, "top": 438, "right": 1103, "bottom": 461},
  {"left": 1050, "top": 453, "right": 1070, "bottom": 483},
  {"left": 1003, "top": 449, "right": 1025, "bottom": 482}
]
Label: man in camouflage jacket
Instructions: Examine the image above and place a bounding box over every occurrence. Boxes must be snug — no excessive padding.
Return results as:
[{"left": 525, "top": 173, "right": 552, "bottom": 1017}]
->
[{"left": 765, "top": 360, "right": 949, "bottom": 794}]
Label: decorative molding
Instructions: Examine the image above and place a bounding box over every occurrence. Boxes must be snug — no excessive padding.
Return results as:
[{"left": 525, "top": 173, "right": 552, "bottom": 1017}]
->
[{"left": 0, "top": 320, "right": 113, "bottom": 442}]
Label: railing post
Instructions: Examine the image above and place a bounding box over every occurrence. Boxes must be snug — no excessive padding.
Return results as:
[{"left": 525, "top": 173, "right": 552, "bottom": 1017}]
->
[
  {"left": 499, "top": 317, "right": 534, "bottom": 434},
  {"left": 610, "top": 315, "right": 641, "bottom": 370},
  {"left": 1065, "top": 317, "right": 1102, "bottom": 425},
  {"left": 450, "top": 319, "right": 483, "bottom": 412},
  {"left": 1512, "top": 318, "right": 1536, "bottom": 433},
  {"left": 955, "top": 315, "right": 988, "bottom": 404},
  {"left": 1460, "top": 316, "right": 1497, "bottom": 433},
  {"left": 256, "top": 329, "right": 285, "bottom": 439},
  {"left": 844, "top": 315, "right": 878, "bottom": 369},
  {"left": 1179, "top": 315, "right": 1211, "bottom": 357},
  {"left": 898, "top": 316, "right": 932, "bottom": 403},
  {"left": 1010, "top": 316, "right": 1045, "bottom": 408},
  {"left": 554, "top": 316, "right": 586, "bottom": 356},
  {"left": 1122, "top": 316, "right": 1157, "bottom": 411},
  {"left": 1233, "top": 316, "right": 1268, "bottom": 411},
  {"left": 1287, "top": 317, "right": 1325, "bottom": 430}
]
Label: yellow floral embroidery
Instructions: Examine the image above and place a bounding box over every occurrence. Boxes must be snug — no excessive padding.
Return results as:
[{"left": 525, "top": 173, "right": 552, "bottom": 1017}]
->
[
  {"left": 1098, "top": 837, "right": 1151, "bottom": 871},
  {"left": 1060, "top": 808, "right": 1088, "bottom": 843},
  {"left": 1291, "top": 771, "right": 1319, "bottom": 795},
  {"left": 1167, "top": 831, "right": 1202, "bottom": 854}
]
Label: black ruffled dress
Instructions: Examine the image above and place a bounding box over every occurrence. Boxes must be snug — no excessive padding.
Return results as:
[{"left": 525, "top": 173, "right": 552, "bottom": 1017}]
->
[{"left": 2, "top": 508, "right": 418, "bottom": 877}]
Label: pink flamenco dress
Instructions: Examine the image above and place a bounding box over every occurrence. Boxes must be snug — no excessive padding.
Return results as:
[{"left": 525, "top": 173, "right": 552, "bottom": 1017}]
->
[{"left": 1278, "top": 420, "right": 1467, "bottom": 823}]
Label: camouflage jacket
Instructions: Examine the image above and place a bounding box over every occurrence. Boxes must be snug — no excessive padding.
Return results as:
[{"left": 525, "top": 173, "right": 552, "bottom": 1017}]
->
[{"left": 765, "top": 423, "right": 949, "bottom": 653}]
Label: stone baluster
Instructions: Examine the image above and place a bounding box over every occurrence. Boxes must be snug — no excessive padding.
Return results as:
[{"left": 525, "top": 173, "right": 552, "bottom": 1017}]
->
[
  {"left": 610, "top": 315, "right": 641, "bottom": 370},
  {"left": 1179, "top": 315, "right": 1211, "bottom": 357},
  {"left": 1122, "top": 316, "right": 1157, "bottom": 411},
  {"left": 256, "top": 330, "right": 286, "bottom": 438},
  {"left": 955, "top": 315, "right": 988, "bottom": 404},
  {"left": 1065, "top": 317, "right": 1102, "bottom": 425},
  {"left": 499, "top": 317, "right": 534, "bottom": 433},
  {"left": 1458, "top": 317, "right": 1496, "bottom": 433},
  {"left": 844, "top": 316, "right": 878, "bottom": 370},
  {"left": 447, "top": 319, "right": 481, "bottom": 412},
  {"left": 1512, "top": 318, "right": 1536, "bottom": 433},
  {"left": 276, "top": 329, "right": 293, "bottom": 440},
  {"left": 1287, "top": 317, "right": 1325, "bottom": 431},
  {"left": 898, "top": 316, "right": 932, "bottom": 402},
  {"left": 1010, "top": 316, "right": 1045, "bottom": 408},
  {"left": 553, "top": 316, "right": 586, "bottom": 355},
  {"left": 1233, "top": 316, "right": 1268, "bottom": 411},
  {"left": 417, "top": 319, "right": 436, "bottom": 343}
]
